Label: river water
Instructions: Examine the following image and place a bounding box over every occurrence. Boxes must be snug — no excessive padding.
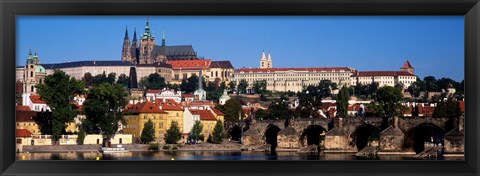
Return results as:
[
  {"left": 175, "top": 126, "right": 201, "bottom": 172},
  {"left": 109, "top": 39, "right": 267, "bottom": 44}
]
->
[{"left": 16, "top": 151, "right": 464, "bottom": 161}]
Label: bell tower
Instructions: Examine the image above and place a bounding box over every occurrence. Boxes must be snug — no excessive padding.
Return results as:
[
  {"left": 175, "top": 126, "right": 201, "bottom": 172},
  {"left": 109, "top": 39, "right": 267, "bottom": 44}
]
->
[{"left": 259, "top": 50, "right": 267, "bottom": 69}]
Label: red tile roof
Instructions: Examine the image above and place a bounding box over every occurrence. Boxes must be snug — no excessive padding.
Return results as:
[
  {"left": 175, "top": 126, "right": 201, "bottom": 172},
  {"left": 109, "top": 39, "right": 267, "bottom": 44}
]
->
[
  {"left": 401, "top": 60, "right": 414, "bottom": 69},
  {"left": 357, "top": 71, "right": 414, "bottom": 77},
  {"left": 126, "top": 101, "right": 166, "bottom": 114},
  {"left": 155, "top": 99, "right": 183, "bottom": 111},
  {"left": 182, "top": 94, "right": 194, "bottom": 98},
  {"left": 190, "top": 109, "right": 217, "bottom": 121},
  {"left": 236, "top": 67, "right": 354, "bottom": 73},
  {"left": 146, "top": 90, "right": 161, "bottom": 94},
  {"left": 167, "top": 59, "right": 211, "bottom": 70},
  {"left": 16, "top": 110, "right": 37, "bottom": 122},
  {"left": 211, "top": 107, "right": 224, "bottom": 116},
  {"left": 16, "top": 106, "right": 31, "bottom": 111},
  {"left": 16, "top": 129, "right": 33, "bottom": 137},
  {"left": 30, "top": 95, "right": 46, "bottom": 104}
]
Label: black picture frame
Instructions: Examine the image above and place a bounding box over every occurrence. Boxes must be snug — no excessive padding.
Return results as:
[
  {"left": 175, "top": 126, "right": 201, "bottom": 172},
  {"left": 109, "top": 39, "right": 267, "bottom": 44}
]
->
[{"left": 1, "top": 0, "right": 479, "bottom": 176}]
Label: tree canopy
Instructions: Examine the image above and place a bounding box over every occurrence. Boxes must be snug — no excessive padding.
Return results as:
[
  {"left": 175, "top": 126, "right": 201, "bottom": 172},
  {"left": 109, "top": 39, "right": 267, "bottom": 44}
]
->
[
  {"left": 35, "top": 69, "right": 84, "bottom": 143},
  {"left": 83, "top": 83, "right": 128, "bottom": 140},
  {"left": 336, "top": 86, "right": 349, "bottom": 117},
  {"left": 216, "top": 98, "right": 244, "bottom": 122},
  {"left": 165, "top": 121, "right": 181, "bottom": 144},
  {"left": 190, "top": 120, "right": 204, "bottom": 142},
  {"left": 139, "top": 73, "right": 167, "bottom": 90},
  {"left": 211, "top": 120, "right": 225, "bottom": 144},
  {"left": 141, "top": 119, "right": 155, "bottom": 144}
]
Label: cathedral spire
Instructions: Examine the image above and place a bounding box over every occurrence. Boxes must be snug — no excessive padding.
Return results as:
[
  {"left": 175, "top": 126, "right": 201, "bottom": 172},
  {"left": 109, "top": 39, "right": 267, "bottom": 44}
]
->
[
  {"left": 132, "top": 27, "right": 137, "bottom": 41},
  {"left": 267, "top": 51, "right": 271, "bottom": 61},
  {"left": 124, "top": 26, "right": 129, "bottom": 40}
]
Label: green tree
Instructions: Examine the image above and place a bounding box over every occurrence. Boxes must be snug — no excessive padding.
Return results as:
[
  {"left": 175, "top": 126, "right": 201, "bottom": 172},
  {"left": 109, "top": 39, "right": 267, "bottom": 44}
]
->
[
  {"left": 217, "top": 98, "right": 244, "bottom": 122},
  {"left": 190, "top": 120, "right": 204, "bottom": 142},
  {"left": 180, "top": 75, "right": 200, "bottom": 93},
  {"left": 141, "top": 119, "right": 155, "bottom": 144},
  {"left": 165, "top": 121, "right": 181, "bottom": 144},
  {"left": 82, "top": 72, "right": 94, "bottom": 88},
  {"left": 211, "top": 120, "right": 225, "bottom": 144},
  {"left": 336, "top": 87, "right": 349, "bottom": 117},
  {"left": 318, "top": 80, "right": 336, "bottom": 98},
  {"left": 255, "top": 108, "right": 269, "bottom": 120},
  {"left": 93, "top": 71, "right": 107, "bottom": 85},
  {"left": 268, "top": 100, "right": 290, "bottom": 119},
  {"left": 237, "top": 79, "right": 248, "bottom": 94},
  {"left": 83, "top": 83, "right": 128, "bottom": 144},
  {"left": 116, "top": 73, "right": 129, "bottom": 87},
  {"left": 77, "top": 128, "right": 86, "bottom": 145},
  {"left": 35, "top": 70, "right": 84, "bottom": 144},
  {"left": 228, "top": 81, "right": 236, "bottom": 92},
  {"left": 106, "top": 72, "right": 116, "bottom": 84},
  {"left": 146, "top": 73, "right": 167, "bottom": 90},
  {"left": 374, "top": 86, "right": 403, "bottom": 129},
  {"left": 253, "top": 80, "right": 267, "bottom": 94}
]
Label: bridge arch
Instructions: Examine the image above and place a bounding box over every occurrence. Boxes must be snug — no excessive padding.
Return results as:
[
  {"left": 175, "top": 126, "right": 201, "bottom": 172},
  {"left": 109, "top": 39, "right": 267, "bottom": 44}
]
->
[
  {"left": 404, "top": 122, "right": 445, "bottom": 153},
  {"left": 264, "top": 124, "right": 282, "bottom": 150},
  {"left": 228, "top": 124, "right": 243, "bottom": 141},
  {"left": 299, "top": 125, "right": 328, "bottom": 147},
  {"left": 350, "top": 124, "right": 381, "bottom": 151}
]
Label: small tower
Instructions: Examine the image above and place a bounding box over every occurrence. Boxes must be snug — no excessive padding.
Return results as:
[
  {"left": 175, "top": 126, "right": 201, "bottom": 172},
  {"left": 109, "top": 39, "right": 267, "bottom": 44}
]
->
[
  {"left": 400, "top": 59, "right": 414, "bottom": 75},
  {"left": 259, "top": 50, "right": 268, "bottom": 69},
  {"left": 162, "top": 29, "right": 166, "bottom": 47},
  {"left": 194, "top": 70, "right": 207, "bottom": 101},
  {"left": 121, "top": 26, "right": 131, "bottom": 63},
  {"left": 267, "top": 51, "right": 272, "bottom": 68}
]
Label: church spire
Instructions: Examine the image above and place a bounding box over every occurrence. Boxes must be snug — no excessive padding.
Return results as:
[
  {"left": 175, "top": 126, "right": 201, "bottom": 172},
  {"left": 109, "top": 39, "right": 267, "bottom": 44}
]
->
[
  {"left": 142, "top": 17, "right": 154, "bottom": 39},
  {"left": 162, "top": 28, "right": 166, "bottom": 47},
  {"left": 261, "top": 50, "right": 266, "bottom": 60},
  {"left": 124, "top": 26, "right": 129, "bottom": 40},
  {"left": 267, "top": 51, "right": 271, "bottom": 61},
  {"left": 132, "top": 27, "right": 137, "bottom": 42}
]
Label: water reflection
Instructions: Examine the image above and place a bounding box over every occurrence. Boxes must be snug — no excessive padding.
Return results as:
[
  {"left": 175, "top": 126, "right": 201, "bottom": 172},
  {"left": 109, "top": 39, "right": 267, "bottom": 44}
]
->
[{"left": 16, "top": 151, "right": 464, "bottom": 161}]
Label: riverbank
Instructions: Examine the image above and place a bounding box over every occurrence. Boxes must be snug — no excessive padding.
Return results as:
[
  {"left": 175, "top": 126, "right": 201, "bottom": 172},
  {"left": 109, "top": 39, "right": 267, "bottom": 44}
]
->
[{"left": 177, "top": 141, "right": 242, "bottom": 151}]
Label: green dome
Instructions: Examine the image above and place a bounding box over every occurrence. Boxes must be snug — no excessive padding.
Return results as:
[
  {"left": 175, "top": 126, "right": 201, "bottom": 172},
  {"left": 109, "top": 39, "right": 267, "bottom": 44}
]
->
[{"left": 35, "top": 65, "right": 46, "bottom": 73}]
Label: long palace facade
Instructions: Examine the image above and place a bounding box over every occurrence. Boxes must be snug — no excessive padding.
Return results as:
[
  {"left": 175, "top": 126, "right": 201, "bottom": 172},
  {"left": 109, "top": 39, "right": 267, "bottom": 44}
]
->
[{"left": 232, "top": 51, "right": 417, "bottom": 93}]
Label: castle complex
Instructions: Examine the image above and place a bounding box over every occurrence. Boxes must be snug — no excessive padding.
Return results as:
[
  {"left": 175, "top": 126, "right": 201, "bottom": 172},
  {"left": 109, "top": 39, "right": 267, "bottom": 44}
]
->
[{"left": 121, "top": 18, "right": 197, "bottom": 64}]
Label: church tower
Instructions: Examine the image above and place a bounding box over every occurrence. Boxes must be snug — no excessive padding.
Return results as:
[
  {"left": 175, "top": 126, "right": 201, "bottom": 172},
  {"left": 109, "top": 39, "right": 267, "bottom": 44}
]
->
[
  {"left": 139, "top": 17, "right": 155, "bottom": 64},
  {"left": 267, "top": 51, "right": 272, "bottom": 68},
  {"left": 259, "top": 50, "right": 268, "bottom": 69},
  {"left": 400, "top": 59, "right": 414, "bottom": 74},
  {"left": 23, "top": 49, "right": 46, "bottom": 95},
  {"left": 121, "top": 26, "right": 131, "bottom": 63}
]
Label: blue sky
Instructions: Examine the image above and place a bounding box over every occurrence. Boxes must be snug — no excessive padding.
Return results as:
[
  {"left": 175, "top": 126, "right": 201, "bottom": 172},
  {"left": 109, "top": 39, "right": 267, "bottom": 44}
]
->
[{"left": 17, "top": 16, "right": 464, "bottom": 82}]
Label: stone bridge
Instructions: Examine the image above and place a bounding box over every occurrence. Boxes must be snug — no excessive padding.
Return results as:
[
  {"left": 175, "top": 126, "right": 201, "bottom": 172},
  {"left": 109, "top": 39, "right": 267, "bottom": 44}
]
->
[{"left": 232, "top": 116, "right": 464, "bottom": 154}]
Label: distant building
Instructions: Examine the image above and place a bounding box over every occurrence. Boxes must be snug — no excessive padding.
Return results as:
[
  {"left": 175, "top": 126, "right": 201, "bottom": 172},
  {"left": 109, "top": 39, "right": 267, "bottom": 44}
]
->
[
  {"left": 146, "top": 89, "right": 182, "bottom": 103},
  {"left": 351, "top": 60, "right": 417, "bottom": 89}
]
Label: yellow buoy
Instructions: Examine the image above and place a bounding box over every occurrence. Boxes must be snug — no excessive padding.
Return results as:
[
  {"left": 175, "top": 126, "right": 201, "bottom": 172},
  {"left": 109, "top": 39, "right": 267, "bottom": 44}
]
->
[
  {"left": 96, "top": 156, "right": 100, "bottom": 160},
  {"left": 22, "top": 155, "right": 26, "bottom": 160},
  {"left": 170, "top": 157, "right": 175, "bottom": 161}
]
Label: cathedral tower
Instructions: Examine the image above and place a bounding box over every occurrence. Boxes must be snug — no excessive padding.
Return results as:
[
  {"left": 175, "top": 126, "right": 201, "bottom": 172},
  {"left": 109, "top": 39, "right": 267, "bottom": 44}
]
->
[
  {"left": 121, "top": 26, "right": 131, "bottom": 63},
  {"left": 139, "top": 17, "right": 155, "bottom": 64}
]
